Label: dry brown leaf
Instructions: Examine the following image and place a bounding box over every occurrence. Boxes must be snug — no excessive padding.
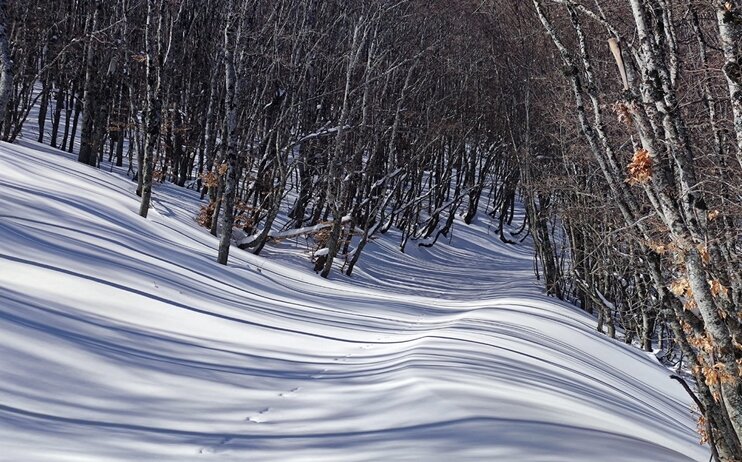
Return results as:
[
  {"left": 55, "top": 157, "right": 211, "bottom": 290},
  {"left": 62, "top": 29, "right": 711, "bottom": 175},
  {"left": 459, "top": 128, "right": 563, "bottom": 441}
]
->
[
  {"left": 196, "top": 203, "right": 215, "bottom": 228},
  {"left": 647, "top": 240, "right": 669, "bottom": 255},
  {"left": 703, "top": 363, "right": 735, "bottom": 388},
  {"left": 670, "top": 278, "right": 691, "bottom": 297},
  {"left": 698, "top": 245, "right": 711, "bottom": 265},
  {"left": 696, "top": 414, "right": 709, "bottom": 445},
  {"left": 708, "top": 280, "right": 730, "bottom": 299},
  {"left": 200, "top": 171, "right": 220, "bottom": 188},
  {"left": 626, "top": 148, "right": 652, "bottom": 185},
  {"left": 612, "top": 101, "right": 635, "bottom": 128}
]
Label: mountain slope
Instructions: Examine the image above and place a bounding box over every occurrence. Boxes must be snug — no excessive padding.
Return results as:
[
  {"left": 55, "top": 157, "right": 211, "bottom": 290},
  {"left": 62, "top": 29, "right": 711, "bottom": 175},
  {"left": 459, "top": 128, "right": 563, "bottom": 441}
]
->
[{"left": 0, "top": 140, "right": 708, "bottom": 461}]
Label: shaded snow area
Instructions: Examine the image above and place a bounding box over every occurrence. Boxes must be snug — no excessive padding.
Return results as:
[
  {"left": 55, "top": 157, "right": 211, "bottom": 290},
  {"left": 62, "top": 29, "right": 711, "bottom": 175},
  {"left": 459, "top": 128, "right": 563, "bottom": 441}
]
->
[{"left": 0, "top": 140, "right": 708, "bottom": 461}]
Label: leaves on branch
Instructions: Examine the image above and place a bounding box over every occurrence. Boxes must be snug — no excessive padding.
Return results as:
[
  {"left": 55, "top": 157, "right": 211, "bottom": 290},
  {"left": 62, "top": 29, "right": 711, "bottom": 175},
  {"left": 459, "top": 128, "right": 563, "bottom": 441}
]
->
[
  {"left": 670, "top": 278, "right": 691, "bottom": 297},
  {"left": 696, "top": 413, "right": 710, "bottom": 445},
  {"left": 698, "top": 244, "right": 711, "bottom": 265},
  {"left": 702, "top": 362, "right": 735, "bottom": 388},
  {"left": 611, "top": 100, "right": 635, "bottom": 128},
  {"left": 196, "top": 202, "right": 215, "bottom": 228},
  {"left": 626, "top": 148, "right": 652, "bottom": 185},
  {"left": 708, "top": 279, "right": 730, "bottom": 299}
]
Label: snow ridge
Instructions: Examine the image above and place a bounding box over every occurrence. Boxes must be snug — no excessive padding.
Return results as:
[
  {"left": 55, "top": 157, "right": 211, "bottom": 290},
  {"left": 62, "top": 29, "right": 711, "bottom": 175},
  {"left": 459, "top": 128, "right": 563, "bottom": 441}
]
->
[{"left": 0, "top": 140, "right": 708, "bottom": 461}]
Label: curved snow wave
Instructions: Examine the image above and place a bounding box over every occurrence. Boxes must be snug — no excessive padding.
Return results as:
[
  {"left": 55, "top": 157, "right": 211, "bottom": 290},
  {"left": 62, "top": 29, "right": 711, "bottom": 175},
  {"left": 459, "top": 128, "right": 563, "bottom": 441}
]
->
[{"left": 0, "top": 141, "right": 708, "bottom": 461}]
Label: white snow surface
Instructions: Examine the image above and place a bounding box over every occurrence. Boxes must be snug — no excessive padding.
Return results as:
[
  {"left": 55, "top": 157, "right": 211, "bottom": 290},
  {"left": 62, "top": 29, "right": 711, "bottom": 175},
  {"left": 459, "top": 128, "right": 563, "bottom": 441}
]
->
[{"left": 0, "top": 139, "right": 708, "bottom": 461}]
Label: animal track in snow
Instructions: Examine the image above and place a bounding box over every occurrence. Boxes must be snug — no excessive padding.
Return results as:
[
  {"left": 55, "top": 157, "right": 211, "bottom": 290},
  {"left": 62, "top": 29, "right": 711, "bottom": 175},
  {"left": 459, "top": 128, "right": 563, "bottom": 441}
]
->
[
  {"left": 198, "top": 437, "right": 232, "bottom": 454},
  {"left": 278, "top": 387, "right": 300, "bottom": 397},
  {"left": 246, "top": 407, "right": 271, "bottom": 423}
]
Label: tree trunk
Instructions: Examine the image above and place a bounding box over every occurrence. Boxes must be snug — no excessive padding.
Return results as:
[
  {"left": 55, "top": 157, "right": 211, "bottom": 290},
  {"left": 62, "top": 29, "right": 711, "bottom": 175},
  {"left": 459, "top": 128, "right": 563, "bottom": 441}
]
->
[
  {"left": 217, "top": 0, "right": 240, "bottom": 265},
  {"left": 0, "top": 0, "right": 12, "bottom": 132},
  {"left": 50, "top": 87, "right": 64, "bottom": 148},
  {"left": 139, "top": 0, "right": 162, "bottom": 218},
  {"left": 78, "top": 1, "right": 101, "bottom": 166}
]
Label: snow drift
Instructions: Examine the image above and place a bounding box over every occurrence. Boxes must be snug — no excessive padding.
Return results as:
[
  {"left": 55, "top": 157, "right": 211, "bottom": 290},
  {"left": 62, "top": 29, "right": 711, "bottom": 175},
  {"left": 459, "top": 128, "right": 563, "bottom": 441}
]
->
[{"left": 0, "top": 140, "right": 708, "bottom": 461}]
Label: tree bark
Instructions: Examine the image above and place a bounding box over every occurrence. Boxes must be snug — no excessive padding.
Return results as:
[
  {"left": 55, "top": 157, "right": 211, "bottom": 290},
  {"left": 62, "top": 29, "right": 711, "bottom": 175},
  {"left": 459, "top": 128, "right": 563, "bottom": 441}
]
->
[
  {"left": 217, "top": 0, "right": 240, "bottom": 265},
  {"left": 0, "top": 0, "right": 12, "bottom": 133},
  {"left": 139, "top": 0, "right": 163, "bottom": 218}
]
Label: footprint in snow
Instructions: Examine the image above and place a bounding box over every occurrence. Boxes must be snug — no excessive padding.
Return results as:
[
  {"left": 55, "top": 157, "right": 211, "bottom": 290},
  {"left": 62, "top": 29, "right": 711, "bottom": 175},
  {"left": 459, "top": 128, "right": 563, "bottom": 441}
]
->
[
  {"left": 198, "top": 437, "right": 232, "bottom": 454},
  {"left": 246, "top": 407, "right": 271, "bottom": 423},
  {"left": 278, "top": 387, "right": 300, "bottom": 397}
]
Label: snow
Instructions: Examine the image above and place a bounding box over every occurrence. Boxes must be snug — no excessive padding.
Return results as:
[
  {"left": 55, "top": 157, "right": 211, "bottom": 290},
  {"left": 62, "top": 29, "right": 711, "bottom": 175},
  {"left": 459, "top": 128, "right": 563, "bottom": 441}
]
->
[
  {"left": 313, "top": 247, "right": 330, "bottom": 257},
  {"left": 235, "top": 215, "right": 351, "bottom": 247},
  {"left": 0, "top": 139, "right": 709, "bottom": 461}
]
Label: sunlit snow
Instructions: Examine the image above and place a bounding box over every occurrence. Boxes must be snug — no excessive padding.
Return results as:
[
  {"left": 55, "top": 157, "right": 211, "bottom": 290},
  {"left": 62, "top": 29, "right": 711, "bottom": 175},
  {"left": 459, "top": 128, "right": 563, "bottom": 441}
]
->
[{"left": 0, "top": 139, "right": 708, "bottom": 461}]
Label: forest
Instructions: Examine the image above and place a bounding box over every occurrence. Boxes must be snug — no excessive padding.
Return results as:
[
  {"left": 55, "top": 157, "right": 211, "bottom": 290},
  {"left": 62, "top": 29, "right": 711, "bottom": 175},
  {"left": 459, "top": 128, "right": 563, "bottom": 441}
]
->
[{"left": 0, "top": 0, "right": 740, "bottom": 459}]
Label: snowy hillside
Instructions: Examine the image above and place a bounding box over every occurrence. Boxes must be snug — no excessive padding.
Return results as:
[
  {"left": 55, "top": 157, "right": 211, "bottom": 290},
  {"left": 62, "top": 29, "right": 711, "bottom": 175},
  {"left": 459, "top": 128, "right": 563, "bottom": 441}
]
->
[{"left": 0, "top": 140, "right": 708, "bottom": 461}]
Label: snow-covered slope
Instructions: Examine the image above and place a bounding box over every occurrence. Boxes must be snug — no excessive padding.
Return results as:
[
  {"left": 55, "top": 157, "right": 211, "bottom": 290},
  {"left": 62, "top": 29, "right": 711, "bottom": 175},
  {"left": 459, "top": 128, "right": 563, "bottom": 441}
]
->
[{"left": 0, "top": 140, "right": 708, "bottom": 461}]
